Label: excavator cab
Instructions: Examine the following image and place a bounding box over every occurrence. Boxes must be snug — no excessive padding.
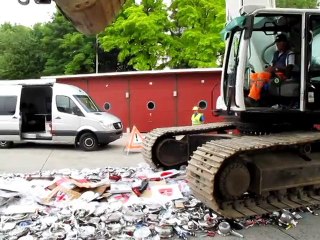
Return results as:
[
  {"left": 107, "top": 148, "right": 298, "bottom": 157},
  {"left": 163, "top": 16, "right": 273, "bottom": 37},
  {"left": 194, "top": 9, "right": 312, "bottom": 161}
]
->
[{"left": 217, "top": 7, "right": 320, "bottom": 132}]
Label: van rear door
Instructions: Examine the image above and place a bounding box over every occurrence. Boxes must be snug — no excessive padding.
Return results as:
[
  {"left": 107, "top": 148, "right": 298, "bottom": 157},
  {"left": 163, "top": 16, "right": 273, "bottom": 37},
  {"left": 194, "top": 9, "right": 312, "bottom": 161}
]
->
[{"left": 0, "top": 85, "right": 22, "bottom": 140}]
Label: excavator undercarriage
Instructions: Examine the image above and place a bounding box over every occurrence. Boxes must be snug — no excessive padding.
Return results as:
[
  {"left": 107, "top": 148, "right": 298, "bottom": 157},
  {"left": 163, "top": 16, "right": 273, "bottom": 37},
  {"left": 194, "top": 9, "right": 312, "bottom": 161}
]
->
[
  {"left": 142, "top": 123, "right": 320, "bottom": 218},
  {"left": 142, "top": 122, "right": 236, "bottom": 168}
]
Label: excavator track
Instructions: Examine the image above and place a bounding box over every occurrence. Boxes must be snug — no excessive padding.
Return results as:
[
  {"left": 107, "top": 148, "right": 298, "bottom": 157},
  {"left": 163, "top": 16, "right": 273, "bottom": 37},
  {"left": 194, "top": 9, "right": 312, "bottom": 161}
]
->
[
  {"left": 142, "top": 122, "right": 235, "bottom": 168},
  {"left": 187, "top": 131, "right": 320, "bottom": 219}
]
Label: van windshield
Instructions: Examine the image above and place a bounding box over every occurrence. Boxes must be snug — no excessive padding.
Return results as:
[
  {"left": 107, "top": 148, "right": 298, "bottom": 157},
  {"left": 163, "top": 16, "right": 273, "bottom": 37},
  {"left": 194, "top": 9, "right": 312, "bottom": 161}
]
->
[{"left": 74, "top": 95, "right": 101, "bottom": 112}]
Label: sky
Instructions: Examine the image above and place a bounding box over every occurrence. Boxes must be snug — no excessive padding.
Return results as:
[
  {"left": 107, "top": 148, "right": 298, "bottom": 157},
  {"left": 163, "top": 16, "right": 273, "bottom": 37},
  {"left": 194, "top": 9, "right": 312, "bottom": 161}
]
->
[{"left": 0, "top": 1, "right": 56, "bottom": 27}]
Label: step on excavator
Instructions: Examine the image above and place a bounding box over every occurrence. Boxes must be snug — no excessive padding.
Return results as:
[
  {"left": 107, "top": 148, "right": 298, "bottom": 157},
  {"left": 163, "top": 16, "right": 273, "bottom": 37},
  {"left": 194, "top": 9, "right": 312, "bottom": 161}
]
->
[{"left": 21, "top": 0, "right": 320, "bottom": 218}]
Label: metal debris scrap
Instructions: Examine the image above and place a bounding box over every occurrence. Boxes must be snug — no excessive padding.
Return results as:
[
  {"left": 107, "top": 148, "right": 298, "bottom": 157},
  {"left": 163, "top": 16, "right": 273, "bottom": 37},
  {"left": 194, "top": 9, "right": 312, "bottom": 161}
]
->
[{"left": 0, "top": 164, "right": 318, "bottom": 239}]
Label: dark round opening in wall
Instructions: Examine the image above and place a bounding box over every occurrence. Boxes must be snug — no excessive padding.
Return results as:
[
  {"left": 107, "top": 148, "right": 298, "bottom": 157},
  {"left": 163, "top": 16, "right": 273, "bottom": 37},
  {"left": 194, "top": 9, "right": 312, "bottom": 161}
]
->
[
  {"left": 147, "top": 101, "right": 156, "bottom": 110},
  {"left": 104, "top": 102, "right": 111, "bottom": 111},
  {"left": 198, "top": 100, "right": 207, "bottom": 110}
]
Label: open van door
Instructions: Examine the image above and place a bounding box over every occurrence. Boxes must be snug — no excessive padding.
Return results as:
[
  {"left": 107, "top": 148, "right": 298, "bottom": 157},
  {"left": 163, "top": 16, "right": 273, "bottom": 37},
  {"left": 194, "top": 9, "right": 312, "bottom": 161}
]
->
[{"left": 0, "top": 85, "right": 22, "bottom": 141}]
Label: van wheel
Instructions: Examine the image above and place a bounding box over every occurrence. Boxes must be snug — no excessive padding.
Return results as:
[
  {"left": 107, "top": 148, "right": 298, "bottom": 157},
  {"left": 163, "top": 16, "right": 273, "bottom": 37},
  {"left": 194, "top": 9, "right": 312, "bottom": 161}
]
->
[
  {"left": 79, "top": 133, "right": 98, "bottom": 151},
  {"left": 0, "top": 141, "right": 13, "bottom": 149}
]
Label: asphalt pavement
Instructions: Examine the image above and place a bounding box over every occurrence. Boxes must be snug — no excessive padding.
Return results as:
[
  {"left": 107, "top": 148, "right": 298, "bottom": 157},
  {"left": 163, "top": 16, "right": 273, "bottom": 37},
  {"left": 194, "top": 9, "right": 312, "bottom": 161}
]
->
[
  {"left": 0, "top": 133, "right": 319, "bottom": 240},
  {"left": 0, "top": 133, "right": 144, "bottom": 173}
]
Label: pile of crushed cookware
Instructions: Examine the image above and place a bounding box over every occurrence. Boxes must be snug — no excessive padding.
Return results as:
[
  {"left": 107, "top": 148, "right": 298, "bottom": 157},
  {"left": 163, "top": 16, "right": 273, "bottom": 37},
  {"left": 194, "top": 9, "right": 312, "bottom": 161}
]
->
[{"left": 0, "top": 164, "right": 319, "bottom": 239}]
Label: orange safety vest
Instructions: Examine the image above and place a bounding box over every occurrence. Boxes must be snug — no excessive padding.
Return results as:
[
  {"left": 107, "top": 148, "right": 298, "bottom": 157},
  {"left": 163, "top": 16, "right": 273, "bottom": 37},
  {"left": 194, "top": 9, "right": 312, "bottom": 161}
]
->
[{"left": 248, "top": 72, "right": 285, "bottom": 101}]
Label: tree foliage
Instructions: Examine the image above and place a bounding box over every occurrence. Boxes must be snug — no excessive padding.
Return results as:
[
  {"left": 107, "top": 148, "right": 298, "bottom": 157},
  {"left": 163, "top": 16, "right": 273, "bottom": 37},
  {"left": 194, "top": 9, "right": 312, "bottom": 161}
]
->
[
  {"left": 40, "top": 11, "right": 96, "bottom": 75},
  {"left": 99, "top": 0, "right": 171, "bottom": 70},
  {"left": 99, "top": 0, "right": 226, "bottom": 70},
  {"left": 276, "top": 0, "right": 319, "bottom": 8},
  {"left": 0, "top": 11, "right": 100, "bottom": 79},
  {"left": 0, "top": 0, "right": 228, "bottom": 78},
  {"left": 168, "top": 0, "right": 225, "bottom": 68},
  {"left": 2, "top": 0, "right": 320, "bottom": 79},
  {"left": 0, "top": 23, "right": 45, "bottom": 79}
]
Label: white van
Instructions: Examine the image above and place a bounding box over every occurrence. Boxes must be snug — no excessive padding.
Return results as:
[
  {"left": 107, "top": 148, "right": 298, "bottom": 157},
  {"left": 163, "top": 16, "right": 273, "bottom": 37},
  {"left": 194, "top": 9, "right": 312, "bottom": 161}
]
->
[{"left": 0, "top": 80, "right": 123, "bottom": 150}]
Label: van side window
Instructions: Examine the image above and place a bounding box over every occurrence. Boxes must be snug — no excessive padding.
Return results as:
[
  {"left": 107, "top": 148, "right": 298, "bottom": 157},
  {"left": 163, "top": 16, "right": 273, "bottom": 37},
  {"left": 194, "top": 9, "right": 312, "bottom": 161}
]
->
[
  {"left": 56, "top": 95, "right": 83, "bottom": 116},
  {"left": 0, "top": 96, "right": 17, "bottom": 115}
]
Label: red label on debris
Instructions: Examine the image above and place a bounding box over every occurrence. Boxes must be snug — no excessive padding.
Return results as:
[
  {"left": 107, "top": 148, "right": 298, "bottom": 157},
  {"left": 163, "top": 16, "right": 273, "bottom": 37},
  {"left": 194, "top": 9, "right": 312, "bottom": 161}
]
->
[
  {"left": 113, "top": 193, "right": 130, "bottom": 203},
  {"left": 158, "top": 188, "right": 173, "bottom": 196},
  {"left": 160, "top": 171, "right": 173, "bottom": 177}
]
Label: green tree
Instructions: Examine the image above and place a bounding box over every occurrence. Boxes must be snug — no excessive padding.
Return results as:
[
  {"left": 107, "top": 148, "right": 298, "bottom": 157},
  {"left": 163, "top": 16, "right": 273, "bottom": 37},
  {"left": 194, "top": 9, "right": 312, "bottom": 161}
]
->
[
  {"left": 0, "top": 10, "right": 123, "bottom": 79},
  {"left": 168, "top": 0, "right": 226, "bottom": 68},
  {"left": 99, "top": 0, "right": 171, "bottom": 70},
  {"left": 276, "top": 0, "right": 319, "bottom": 8},
  {"left": 0, "top": 23, "right": 45, "bottom": 79},
  {"left": 40, "top": 11, "right": 96, "bottom": 76},
  {"left": 60, "top": 32, "right": 95, "bottom": 74},
  {"left": 97, "top": 48, "right": 135, "bottom": 72},
  {"left": 99, "top": 0, "right": 226, "bottom": 70}
]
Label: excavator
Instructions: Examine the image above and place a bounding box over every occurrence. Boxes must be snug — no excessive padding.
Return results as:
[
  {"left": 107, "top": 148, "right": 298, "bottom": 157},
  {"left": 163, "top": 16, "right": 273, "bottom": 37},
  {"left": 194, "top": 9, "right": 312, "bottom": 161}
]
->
[
  {"left": 143, "top": 4, "right": 320, "bottom": 218},
  {"left": 20, "top": 0, "right": 320, "bottom": 218}
]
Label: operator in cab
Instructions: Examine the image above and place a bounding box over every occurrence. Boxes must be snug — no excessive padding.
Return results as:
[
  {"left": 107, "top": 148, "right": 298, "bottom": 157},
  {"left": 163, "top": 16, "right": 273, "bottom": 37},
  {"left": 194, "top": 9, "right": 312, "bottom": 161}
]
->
[{"left": 246, "top": 34, "right": 295, "bottom": 106}]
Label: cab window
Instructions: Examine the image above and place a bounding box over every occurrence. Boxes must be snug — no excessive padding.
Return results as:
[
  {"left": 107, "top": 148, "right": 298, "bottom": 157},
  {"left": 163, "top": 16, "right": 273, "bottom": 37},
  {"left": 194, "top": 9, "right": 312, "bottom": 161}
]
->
[
  {"left": 74, "top": 95, "right": 101, "bottom": 113},
  {"left": 309, "top": 15, "right": 320, "bottom": 81}
]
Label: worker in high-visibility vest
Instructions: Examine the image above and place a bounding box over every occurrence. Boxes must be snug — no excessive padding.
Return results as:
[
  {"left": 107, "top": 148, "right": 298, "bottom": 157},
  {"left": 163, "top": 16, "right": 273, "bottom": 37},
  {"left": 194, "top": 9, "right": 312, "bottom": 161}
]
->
[{"left": 191, "top": 106, "right": 205, "bottom": 125}]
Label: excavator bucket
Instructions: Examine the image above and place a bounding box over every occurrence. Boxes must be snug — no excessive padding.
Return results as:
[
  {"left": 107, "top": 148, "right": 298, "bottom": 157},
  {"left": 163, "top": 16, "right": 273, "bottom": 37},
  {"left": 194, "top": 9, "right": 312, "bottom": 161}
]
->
[{"left": 54, "top": 0, "right": 126, "bottom": 35}]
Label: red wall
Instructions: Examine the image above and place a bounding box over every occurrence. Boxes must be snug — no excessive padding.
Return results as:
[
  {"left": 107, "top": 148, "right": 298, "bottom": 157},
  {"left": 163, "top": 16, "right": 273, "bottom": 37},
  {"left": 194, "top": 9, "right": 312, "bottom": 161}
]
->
[
  {"left": 129, "top": 74, "right": 176, "bottom": 131},
  {"left": 60, "top": 78, "right": 88, "bottom": 92},
  {"left": 177, "top": 72, "right": 222, "bottom": 126},
  {"left": 87, "top": 77, "right": 129, "bottom": 132},
  {"left": 56, "top": 69, "right": 223, "bottom": 132}
]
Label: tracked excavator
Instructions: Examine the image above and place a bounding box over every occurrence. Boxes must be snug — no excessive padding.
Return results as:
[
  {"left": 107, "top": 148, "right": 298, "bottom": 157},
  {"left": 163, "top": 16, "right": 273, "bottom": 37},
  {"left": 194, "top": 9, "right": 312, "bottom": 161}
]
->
[
  {"left": 22, "top": 0, "right": 320, "bottom": 218},
  {"left": 142, "top": 3, "right": 320, "bottom": 218}
]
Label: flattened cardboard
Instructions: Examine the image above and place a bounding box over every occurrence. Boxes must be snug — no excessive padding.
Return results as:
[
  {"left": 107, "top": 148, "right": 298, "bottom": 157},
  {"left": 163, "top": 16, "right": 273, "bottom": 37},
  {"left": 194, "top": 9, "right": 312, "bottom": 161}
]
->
[{"left": 44, "top": 178, "right": 109, "bottom": 203}]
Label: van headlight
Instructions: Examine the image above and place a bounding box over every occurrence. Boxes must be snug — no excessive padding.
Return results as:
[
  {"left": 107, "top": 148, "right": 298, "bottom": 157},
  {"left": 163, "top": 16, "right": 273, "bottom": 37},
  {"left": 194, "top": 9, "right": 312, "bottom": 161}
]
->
[{"left": 99, "top": 121, "right": 115, "bottom": 130}]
